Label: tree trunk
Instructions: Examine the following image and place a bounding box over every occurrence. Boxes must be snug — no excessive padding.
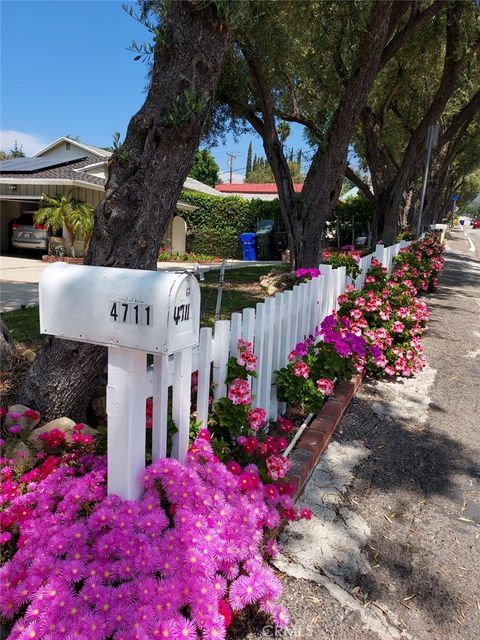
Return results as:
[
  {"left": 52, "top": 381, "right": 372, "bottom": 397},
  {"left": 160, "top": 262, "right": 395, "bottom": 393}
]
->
[
  {"left": 19, "top": 1, "right": 230, "bottom": 422},
  {"left": 298, "top": 3, "right": 395, "bottom": 267},
  {"left": 283, "top": 2, "right": 395, "bottom": 268},
  {"left": 1, "top": 318, "right": 14, "bottom": 365},
  {"left": 66, "top": 225, "right": 76, "bottom": 258},
  {"left": 378, "top": 3, "right": 468, "bottom": 242}
]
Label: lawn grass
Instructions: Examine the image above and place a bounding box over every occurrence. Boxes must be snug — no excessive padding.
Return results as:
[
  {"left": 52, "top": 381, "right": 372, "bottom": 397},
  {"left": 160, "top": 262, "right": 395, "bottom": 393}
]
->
[
  {"left": 1, "top": 265, "right": 289, "bottom": 346},
  {"left": 200, "top": 264, "right": 288, "bottom": 326},
  {"left": 2, "top": 306, "right": 42, "bottom": 346}
]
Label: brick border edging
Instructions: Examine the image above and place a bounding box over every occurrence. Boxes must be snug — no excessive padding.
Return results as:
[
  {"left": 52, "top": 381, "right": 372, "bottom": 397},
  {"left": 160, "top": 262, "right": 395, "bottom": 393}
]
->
[
  {"left": 41, "top": 255, "right": 85, "bottom": 264},
  {"left": 286, "top": 373, "right": 363, "bottom": 502}
]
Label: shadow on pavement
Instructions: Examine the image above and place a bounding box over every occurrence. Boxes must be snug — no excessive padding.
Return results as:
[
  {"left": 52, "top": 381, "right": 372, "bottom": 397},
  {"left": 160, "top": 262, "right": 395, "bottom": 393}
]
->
[
  {"left": 335, "top": 389, "right": 480, "bottom": 629},
  {"left": 0, "top": 281, "right": 39, "bottom": 313}
]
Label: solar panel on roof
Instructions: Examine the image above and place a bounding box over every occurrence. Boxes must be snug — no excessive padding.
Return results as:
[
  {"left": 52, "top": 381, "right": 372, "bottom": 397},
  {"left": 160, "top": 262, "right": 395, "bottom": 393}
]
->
[{"left": 0, "top": 157, "right": 87, "bottom": 173}]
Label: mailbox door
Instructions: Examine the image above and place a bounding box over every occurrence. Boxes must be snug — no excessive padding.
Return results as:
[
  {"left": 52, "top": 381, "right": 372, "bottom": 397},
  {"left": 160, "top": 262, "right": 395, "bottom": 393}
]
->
[{"left": 167, "top": 273, "right": 200, "bottom": 353}]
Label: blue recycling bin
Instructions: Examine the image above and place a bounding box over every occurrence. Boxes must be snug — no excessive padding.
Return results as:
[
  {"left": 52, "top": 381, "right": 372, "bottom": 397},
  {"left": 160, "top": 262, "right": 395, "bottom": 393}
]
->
[{"left": 239, "top": 232, "right": 257, "bottom": 261}]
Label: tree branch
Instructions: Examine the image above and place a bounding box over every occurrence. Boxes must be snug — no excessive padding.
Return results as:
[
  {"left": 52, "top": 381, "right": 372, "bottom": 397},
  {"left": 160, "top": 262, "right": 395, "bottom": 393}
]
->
[
  {"left": 271, "top": 108, "right": 324, "bottom": 139},
  {"left": 345, "top": 166, "right": 375, "bottom": 202},
  {"left": 381, "top": 0, "right": 443, "bottom": 68},
  {"left": 439, "top": 89, "right": 480, "bottom": 148}
]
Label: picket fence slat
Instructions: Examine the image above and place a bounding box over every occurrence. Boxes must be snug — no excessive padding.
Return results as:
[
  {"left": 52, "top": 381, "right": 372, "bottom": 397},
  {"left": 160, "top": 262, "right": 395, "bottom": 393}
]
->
[
  {"left": 270, "top": 293, "right": 284, "bottom": 418},
  {"left": 152, "top": 354, "right": 169, "bottom": 460},
  {"left": 171, "top": 348, "right": 193, "bottom": 462},
  {"left": 196, "top": 327, "right": 213, "bottom": 428},
  {"left": 212, "top": 320, "right": 230, "bottom": 401},
  {"left": 258, "top": 297, "right": 275, "bottom": 418},
  {"left": 252, "top": 302, "right": 265, "bottom": 405},
  {"left": 230, "top": 312, "right": 242, "bottom": 357},
  {"left": 281, "top": 289, "right": 293, "bottom": 367},
  {"left": 242, "top": 307, "right": 256, "bottom": 344}
]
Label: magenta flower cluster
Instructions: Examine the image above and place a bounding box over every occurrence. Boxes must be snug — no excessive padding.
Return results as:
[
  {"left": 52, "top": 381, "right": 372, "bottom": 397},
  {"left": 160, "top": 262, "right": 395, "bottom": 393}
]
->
[
  {"left": 1, "top": 434, "right": 291, "bottom": 639},
  {"left": 294, "top": 268, "right": 321, "bottom": 280}
]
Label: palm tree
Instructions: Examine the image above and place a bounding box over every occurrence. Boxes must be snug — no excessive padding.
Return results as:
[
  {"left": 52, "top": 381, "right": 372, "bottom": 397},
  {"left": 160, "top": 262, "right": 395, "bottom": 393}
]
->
[
  {"left": 34, "top": 194, "right": 94, "bottom": 257},
  {"left": 71, "top": 201, "right": 94, "bottom": 253}
]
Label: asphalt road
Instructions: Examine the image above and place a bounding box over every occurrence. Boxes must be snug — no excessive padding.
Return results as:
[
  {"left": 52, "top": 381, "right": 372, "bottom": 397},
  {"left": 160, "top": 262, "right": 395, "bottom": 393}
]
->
[{"left": 463, "top": 225, "right": 480, "bottom": 260}]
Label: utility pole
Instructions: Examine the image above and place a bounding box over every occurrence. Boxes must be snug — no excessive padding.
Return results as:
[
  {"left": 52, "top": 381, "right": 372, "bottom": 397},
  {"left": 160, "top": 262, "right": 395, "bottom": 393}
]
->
[
  {"left": 227, "top": 153, "right": 236, "bottom": 183},
  {"left": 416, "top": 123, "right": 440, "bottom": 239}
]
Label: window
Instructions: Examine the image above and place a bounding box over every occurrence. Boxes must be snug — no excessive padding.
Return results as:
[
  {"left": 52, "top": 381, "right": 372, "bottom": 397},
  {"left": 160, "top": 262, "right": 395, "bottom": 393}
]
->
[{"left": 66, "top": 142, "right": 71, "bottom": 150}]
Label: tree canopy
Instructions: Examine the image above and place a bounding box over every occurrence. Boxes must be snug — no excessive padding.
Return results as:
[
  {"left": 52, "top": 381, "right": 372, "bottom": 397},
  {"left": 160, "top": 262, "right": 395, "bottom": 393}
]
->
[
  {"left": 347, "top": 1, "right": 480, "bottom": 240},
  {"left": 188, "top": 148, "right": 220, "bottom": 187},
  {"left": 214, "top": 0, "right": 447, "bottom": 265}
]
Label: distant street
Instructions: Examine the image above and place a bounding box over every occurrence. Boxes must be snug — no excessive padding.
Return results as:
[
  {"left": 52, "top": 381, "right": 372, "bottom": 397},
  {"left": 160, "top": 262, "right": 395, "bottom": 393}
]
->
[{"left": 464, "top": 225, "right": 480, "bottom": 261}]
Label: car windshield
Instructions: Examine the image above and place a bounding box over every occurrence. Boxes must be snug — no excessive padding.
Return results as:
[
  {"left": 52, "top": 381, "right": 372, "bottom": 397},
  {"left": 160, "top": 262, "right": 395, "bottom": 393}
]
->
[{"left": 16, "top": 213, "right": 36, "bottom": 226}]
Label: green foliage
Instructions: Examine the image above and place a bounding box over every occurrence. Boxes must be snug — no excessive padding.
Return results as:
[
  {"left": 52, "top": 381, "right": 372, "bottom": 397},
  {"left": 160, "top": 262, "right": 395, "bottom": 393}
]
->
[
  {"left": 188, "top": 227, "right": 242, "bottom": 259},
  {"left": 112, "top": 131, "right": 128, "bottom": 162},
  {"left": 178, "top": 192, "right": 282, "bottom": 258},
  {"left": 328, "top": 196, "right": 374, "bottom": 245},
  {"left": 9, "top": 141, "right": 25, "bottom": 158},
  {"left": 35, "top": 194, "right": 94, "bottom": 258},
  {"left": 245, "top": 156, "right": 303, "bottom": 183},
  {"left": 0, "top": 141, "right": 25, "bottom": 160},
  {"left": 165, "top": 89, "right": 208, "bottom": 128},
  {"left": 179, "top": 192, "right": 279, "bottom": 232},
  {"left": 275, "top": 342, "right": 355, "bottom": 414},
  {"left": 245, "top": 141, "right": 253, "bottom": 179},
  {"left": 323, "top": 252, "right": 361, "bottom": 279},
  {"left": 212, "top": 396, "right": 248, "bottom": 437},
  {"left": 189, "top": 149, "right": 219, "bottom": 187},
  {"left": 2, "top": 307, "right": 41, "bottom": 345},
  {"left": 225, "top": 355, "right": 256, "bottom": 385}
]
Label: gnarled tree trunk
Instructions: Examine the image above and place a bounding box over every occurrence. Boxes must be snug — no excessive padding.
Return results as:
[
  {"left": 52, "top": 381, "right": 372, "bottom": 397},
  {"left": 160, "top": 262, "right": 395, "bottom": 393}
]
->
[
  {"left": 1, "top": 318, "right": 14, "bottom": 366},
  {"left": 19, "top": 1, "right": 231, "bottom": 421}
]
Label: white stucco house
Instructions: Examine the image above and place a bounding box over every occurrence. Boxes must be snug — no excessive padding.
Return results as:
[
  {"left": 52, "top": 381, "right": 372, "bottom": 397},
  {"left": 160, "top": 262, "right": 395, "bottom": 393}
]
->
[{"left": 0, "top": 137, "right": 222, "bottom": 254}]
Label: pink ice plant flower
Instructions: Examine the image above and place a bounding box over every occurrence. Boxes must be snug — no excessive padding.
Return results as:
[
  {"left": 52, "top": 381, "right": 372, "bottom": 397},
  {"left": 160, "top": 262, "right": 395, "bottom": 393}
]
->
[{"left": 0, "top": 435, "right": 295, "bottom": 638}]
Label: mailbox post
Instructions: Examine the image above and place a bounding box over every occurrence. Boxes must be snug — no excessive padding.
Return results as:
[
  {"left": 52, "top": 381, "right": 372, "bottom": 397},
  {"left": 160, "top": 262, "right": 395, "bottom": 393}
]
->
[{"left": 40, "top": 262, "right": 200, "bottom": 500}]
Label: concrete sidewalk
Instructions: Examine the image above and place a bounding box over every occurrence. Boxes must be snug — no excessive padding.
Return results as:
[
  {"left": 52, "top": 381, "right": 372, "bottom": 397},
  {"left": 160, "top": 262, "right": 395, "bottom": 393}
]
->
[{"left": 0, "top": 255, "right": 281, "bottom": 312}]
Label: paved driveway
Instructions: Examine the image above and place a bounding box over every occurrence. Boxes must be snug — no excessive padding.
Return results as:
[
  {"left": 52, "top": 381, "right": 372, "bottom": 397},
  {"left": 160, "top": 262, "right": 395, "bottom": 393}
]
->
[{"left": 0, "top": 255, "right": 47, "bottom": 312}]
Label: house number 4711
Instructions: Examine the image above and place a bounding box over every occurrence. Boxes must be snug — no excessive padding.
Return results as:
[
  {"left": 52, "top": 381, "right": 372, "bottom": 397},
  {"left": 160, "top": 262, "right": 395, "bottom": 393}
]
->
[{"left": 109, "top": 301, "right": 153, "bottom": 326}]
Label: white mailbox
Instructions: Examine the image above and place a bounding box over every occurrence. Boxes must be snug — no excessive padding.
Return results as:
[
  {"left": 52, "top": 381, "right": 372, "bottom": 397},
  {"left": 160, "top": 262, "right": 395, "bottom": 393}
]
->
[
  {"left": 39, "top": 262, "right": 202, "bottom": 502},
  {"left": 39, "top": 262, "right": 200, "bottom": 354}
]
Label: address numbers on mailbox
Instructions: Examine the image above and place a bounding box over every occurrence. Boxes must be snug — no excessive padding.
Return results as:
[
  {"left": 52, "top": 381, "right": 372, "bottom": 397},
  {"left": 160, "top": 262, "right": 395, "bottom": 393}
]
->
[{"left": 109, "top": 301, "right": 153, "bottom": 326}]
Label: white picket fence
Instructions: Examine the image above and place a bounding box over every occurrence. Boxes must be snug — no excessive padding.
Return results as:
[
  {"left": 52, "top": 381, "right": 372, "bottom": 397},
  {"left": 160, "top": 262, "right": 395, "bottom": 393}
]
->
[{"left": 144, "top": 240, "right": 410, "bottom": 469}]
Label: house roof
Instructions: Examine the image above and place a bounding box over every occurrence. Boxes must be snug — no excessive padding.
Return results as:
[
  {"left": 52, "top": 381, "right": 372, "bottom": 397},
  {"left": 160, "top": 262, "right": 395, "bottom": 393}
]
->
[
  {"left": 1, "top": 137, "right": 223, "bottom": 197},
  {"left": 215, "top": 182, "right": 303, "bottom": 194},
  {"left": 183, "top": 176, "right": 224, "bottom": 196},
  {"left": 0, "top": 155, "right": 106, "bottom": 188},
  {"left": 34, "top": 137, "right": 112, "bottom": 159}
]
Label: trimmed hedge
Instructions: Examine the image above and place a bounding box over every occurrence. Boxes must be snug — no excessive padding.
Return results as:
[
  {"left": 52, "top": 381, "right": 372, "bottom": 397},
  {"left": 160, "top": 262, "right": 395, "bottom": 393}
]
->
[
  {"left": 179, "top": 191, "right": 282, "bottom": 258},
  {"left": 187, "top": 227, "right": 243, "bottom": 259}
]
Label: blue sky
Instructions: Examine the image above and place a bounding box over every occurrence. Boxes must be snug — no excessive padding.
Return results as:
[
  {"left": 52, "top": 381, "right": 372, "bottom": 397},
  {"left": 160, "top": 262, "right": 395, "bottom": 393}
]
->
[{"left": 0, "top": 0, "right": 305, "bottom": 182}]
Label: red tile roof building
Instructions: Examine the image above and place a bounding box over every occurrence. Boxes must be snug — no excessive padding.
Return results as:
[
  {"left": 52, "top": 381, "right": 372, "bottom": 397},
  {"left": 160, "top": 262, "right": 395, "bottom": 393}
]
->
[{"left": 215, "top": 183, "right": 303, "bottom": 200}]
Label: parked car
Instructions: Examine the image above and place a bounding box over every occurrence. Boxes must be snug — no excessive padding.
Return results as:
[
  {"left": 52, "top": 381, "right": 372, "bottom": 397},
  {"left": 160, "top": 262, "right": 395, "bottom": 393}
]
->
[
  {"left": 11, "top": 212, "right": 50, "bottom": 251},
  {"left": 471, "top": 218, "right": 480, "bottom": 229}
]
